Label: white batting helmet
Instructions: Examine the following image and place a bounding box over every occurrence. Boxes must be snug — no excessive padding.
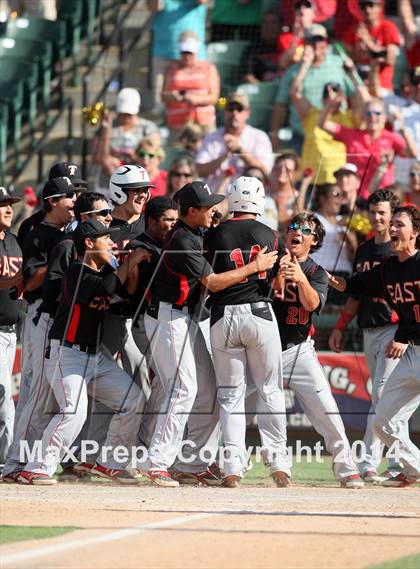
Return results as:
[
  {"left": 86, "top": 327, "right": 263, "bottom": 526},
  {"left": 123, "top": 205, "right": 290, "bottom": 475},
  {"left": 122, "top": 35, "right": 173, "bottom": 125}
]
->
[
  {"left": 228, "top": 176, "right": 265, "bottom": 216},
  {"left": 109, "top": 165, "right": 155, "bottom": 205}
]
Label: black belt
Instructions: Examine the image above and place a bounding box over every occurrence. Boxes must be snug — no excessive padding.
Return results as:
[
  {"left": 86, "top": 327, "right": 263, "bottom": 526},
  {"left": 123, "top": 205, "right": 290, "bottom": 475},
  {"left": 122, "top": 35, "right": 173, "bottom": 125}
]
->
[
  {"left": 147, "top": 300, "right": 194, "bottom": 319},
  {"left": 0, "top": 324, "right": 15, "bottom": 333},
  {"left": 210, "top": 301, "right": 272, "bottom": 327},
  {"left": 409, "top": 338, "right": 420, "bottom": 346},
  {"left": 62, "top": 341, "right": 97, "bottom": 354}
]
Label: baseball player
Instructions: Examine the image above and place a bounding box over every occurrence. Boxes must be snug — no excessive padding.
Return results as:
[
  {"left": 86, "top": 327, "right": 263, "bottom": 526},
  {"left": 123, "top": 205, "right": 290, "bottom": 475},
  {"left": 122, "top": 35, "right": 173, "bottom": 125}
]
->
[
  {"left": 76, "top": 165, "right": 154, "bottom": 472},
  {"left": 17, "top": 161, "right": 87, "bottom": 247},
  {"left": 204, "top": 176, "right": 290, "bottom": 488},
  {"left": 0, "top": 188, "right": 23, "bottom": 471},
  {"left": 329, "top": 205, "right": 420, "bottom": 487},
  {"left": 273, "top": 212, "right": 364, "bottom": 489},
  {"left": 18, "top": 220, "right": 150, "bottom": 484},
  {"left": 328, "top": 189, "right": 406, "bottom": 483},
  {"left": 2, "top": 177, "right": 77, "bottom": 481},
  {"left": 143, "top": 180, "right": 278, "bottom": 487}
]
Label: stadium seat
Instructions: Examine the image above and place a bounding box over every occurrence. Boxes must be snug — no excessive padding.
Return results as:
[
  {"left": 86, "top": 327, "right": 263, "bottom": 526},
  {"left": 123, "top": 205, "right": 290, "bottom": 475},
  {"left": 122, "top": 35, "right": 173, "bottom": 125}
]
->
[
  {"left": 207, "top": 40, "right": 251, "bottom": 94},
  {"left": 236, "top": 81, "right": 279, "bottom": 131},
  {"left": 0, "top": 81, "right": 24, "bottom": 167}
]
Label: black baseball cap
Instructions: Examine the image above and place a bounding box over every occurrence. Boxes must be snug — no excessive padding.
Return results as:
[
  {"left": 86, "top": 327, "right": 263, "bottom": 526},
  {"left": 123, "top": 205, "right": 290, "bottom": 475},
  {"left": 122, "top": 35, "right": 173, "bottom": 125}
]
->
[
  {"left": 49, "top": 161, "right": 87, "bottom": 189},
  {"left": 0, "top": 186, "right": 20, "bottom": 204},
  {"left": 73, "top": 219, "right": 119, "bottom": 252},
  {"left": 174, "top": 181, "right": 225, "bottom": 209},
  {"left": 42, "top": 177, "right": 77, "bottom": 200}
]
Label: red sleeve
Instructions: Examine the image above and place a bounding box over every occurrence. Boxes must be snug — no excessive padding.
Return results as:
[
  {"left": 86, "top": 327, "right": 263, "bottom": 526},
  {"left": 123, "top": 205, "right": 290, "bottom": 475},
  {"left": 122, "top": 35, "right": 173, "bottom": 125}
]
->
[
  {"left": 332, "top": 124, "right": 355, "bottom": 144},
  {"left": 392, "top": 132, "right": 407, "bottom": 156},
  {"left": 342, "top": 25, "right": 358, "bottom": 47},
  {"left": 380, "top": 20, "right": 401, "bottom": 46},
  {"left": 405, "top": 41, "right": 420, "bottom": 67},
  {"left": 277, "top": 32, "right": 295, "bottom": 55}
]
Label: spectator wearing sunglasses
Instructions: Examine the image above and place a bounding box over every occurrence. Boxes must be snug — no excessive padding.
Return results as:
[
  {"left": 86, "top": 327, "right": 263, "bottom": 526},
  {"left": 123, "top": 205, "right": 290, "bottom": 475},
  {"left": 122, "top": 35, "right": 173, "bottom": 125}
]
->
[
  {"left": 319, "top": 99, "right": 418, "bottom": 199},
  {"left": 166, "top": 156, "right": 197, "bottom": 199},
  {"left": 310, "top": 183, "right": 357, "bottom": 275},
  {"left": 136, "top": 138, "right": 168, "bottom": 199},
  {"left": 404, "top": 161, "right": 420, "bottom": 209},
  {"left": 196, "top": 92, "right": 273, "bottom": 191},
  {"left": 271, "top": 24, "right": 355, "bottom": 153},
  {"left": 342, "top": 0, "right": 400, "bottom": 94}
]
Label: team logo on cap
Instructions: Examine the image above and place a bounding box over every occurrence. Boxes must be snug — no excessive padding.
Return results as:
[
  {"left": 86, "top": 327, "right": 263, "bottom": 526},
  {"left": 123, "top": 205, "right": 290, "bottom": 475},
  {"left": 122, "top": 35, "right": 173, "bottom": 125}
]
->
[
  {"left": 68, "top": 164, "right": 78, "bottom": 176},
  {"left": 203, "top": 183, "right": 211, "bottom": 195},
  {"left": 0, "top": 187, "right": 8, "bottom": 198},
  {"left": 63, "top": 176, "right": 72, "bottom": 186}
]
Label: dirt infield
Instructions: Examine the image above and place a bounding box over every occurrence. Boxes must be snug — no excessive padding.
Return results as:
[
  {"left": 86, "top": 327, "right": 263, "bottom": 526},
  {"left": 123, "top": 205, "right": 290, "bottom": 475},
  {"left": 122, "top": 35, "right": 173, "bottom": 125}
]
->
[{"left": 1, "top": 481, "right": 419, "bottom": 569}]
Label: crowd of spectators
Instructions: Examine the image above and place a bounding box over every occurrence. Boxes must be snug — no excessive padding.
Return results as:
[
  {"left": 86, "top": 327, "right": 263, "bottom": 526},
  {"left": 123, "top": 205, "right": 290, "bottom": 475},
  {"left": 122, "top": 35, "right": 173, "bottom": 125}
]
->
[{"left": 90, "top": 0, "right": 419, "bottom": 281}]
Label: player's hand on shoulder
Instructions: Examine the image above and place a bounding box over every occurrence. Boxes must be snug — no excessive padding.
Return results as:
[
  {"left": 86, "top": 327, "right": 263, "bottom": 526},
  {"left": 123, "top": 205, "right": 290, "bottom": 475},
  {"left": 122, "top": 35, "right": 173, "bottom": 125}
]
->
[
  {"left": 254, "top": 245, "right": 278, "bottom": 272},
  {"left": 386, "top": 339, "right": 407, "bottom": 359},
  {"left": 328, "top": 329, "right": 343, "bottom": 353}
]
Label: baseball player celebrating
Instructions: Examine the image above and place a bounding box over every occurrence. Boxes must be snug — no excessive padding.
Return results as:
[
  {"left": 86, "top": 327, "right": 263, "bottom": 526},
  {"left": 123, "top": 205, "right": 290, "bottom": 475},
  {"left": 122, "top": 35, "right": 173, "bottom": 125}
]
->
[
  {"left": 0, "top": 188, "right": 23, "bottom": 471},
  {"left": 274, "top": 212, "right": 364, "bottom": 489},
  {"left": 204, "top": 176, "right": 289, "bottom": 489},
  {"left": 329, "top": 189, "right": 406, "bottom": 483},
  {"left": 143, "top": 180, "right": 278, "bottom": 487},
  {"left": 19, "top": 220, "right": 150, "bottom": 484},
  {"left": 329, "top": 205, "right": 420, "bottom": 487},
  {"left": 3, "top": 177, "right": 77, "bottom": 481}
]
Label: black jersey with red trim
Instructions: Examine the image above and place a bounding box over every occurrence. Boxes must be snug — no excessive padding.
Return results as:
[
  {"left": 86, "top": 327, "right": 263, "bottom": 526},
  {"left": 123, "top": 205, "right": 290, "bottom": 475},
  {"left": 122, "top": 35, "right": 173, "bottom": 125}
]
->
[
  {"left": 22, "top": 222, "right": 66, "bottom": 304},
  {"left": 352, "top": 238, "right": 398, "bottom": 329},
  {"left": 49, "top": 262, "right": 121, "bottom": 347},
  {"left": 41, "top": 237, "right": 76, "bottom": 316},
  {"left": 0, "top": 232, "right": 22, "bottom": 326},
  {"left": 17, "top": 209, "right": 44, "bottom": 247},
  {"left": 110, "top": 215, "right": 145, "bottom": 263},
  {"left": 149, "top": 219, "right": 213, "bottom": 307},
  {"left": 345, "top": 251, "right": 420, "bottom": 343},
  {"left": 272, "top": 257, "right": 328, "bottom": 348},
  {"left": 204, "top": 218, "right": 282, "bottom": 306}
]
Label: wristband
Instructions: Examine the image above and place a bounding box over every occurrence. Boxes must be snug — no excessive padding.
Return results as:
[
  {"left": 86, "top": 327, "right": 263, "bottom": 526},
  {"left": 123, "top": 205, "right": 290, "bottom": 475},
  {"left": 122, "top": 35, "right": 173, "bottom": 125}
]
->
[{"left": 334, "top": 310, "right": 353, "bottom": 331}]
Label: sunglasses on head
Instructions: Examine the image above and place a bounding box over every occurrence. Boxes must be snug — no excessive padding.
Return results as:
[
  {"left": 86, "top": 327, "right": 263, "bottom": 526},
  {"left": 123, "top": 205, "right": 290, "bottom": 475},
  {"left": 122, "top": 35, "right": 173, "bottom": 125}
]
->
[
  {"left": 137, "top": 151, "right": 158, "bottom": 159},
  {"left": 49, "top": 191, "right": 76, "bottom": 199},
  {"left": 288, "top": 222, "right": 316, "bottom": 236},
  {"left": 171, "top": 171, "right": 192, "bottom": 178},
  {"left": 365, "top": 109, "right": 382, "bottom": 117},
  {"left": 226, "top": 103, "right": 245, "bottom": 113},
  {"left": 84, "top": 208, "right": 113, "bottom": 217}
]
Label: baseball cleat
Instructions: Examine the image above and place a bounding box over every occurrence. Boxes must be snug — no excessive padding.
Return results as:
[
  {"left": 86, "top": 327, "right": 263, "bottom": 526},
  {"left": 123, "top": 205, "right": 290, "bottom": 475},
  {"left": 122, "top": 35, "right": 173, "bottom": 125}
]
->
[
  {"left": 222, "top": 474, "right": 241, "bottom": 488},
  {"left": 271, "top": 470, "right": 291, "bottom": 488},
  {"left": 73, "top": 462, "right": 95, "bottom": 476},
  {"left": 381, "top": 473, "right": 418, "bottom": 488},
  {"left": 60, "top": 465, "right": 83, "bottom": 482},
  {"left": 170, "top": 470, "right": 200, "bottom": 485},
  {"left": 147, "top": 470, "right": 179, "bottom": 488},
  {"left": 171, "top": 466, "right": 223, "bottom": 487},
  {"left": 90, "top": 464, "right": 140, "bottom": 484},
  {"left": 1, "top": 470, "right": 22, "bottom": 483},
  {"left": 340, "top": 475, "right": 365, "bottom": 489},
  {"left": 361, "top": 470, "right": 384, "bottom": 483},
  {"left": 18, "top": 471, "right": 57, "bottom": 485}
]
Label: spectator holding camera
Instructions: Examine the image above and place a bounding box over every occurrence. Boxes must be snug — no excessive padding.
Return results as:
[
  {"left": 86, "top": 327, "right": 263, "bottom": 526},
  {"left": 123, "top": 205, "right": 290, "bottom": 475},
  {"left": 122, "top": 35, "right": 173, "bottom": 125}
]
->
[
  {"left": 277, "top": 0, "right": 315, "bottom": 71},
  {"left": 319, "top": 98, "right": 418, "bottom": 199},
  {"left": 342, "top": 0, "right": 400, "bottom": 94}
]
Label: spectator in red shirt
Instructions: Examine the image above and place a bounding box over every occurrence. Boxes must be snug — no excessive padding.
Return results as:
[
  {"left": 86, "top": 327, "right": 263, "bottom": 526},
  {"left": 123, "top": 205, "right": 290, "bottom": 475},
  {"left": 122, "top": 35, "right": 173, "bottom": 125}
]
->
[
  {"left": 136, "top": 138, "right": 168, "bottom": 199},
  {"left": 343, "top": 0, "right": 400, "bottom": 93},
  {"left": 278, "top": 0, "right": 315, "bottom": 71},
  {"left": 319, "top": 98, "right": 418, "bottom": 199},
  {"left": 398, "top": 0, "right": 420, "bottom": 68}
]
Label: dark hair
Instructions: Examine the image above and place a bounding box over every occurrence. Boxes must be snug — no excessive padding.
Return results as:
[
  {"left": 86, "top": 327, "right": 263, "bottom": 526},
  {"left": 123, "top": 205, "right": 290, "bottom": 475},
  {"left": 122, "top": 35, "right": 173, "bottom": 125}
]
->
[
  {"left": 74, "top": 192, "right": 107, "bottom": 221},
  {"left": 167, "top": 155, "right": 197, "bottom": 195},
  {"left": 43, "top": 196, "right": 63, "bottom": 213},
  {"left": 312, "top": 183, "right": 337, "bottom": 211},
  {"left": 393, "top": 205, "right": 420, "bottom": 249},
  {"left": 322, "top": 82, "right": 343, "bottom": 100},
  {"left": 289, "top": 212, "right": 325, "bottom": 252},
  {"left": 145, "top": 196, "right": 178, "bottom": 226},
  {"left": 367, "top": 189, "right": 400, "bottom": 212},
  {"left": 273, "top": 150, "right": 300, "bottom": 172}
]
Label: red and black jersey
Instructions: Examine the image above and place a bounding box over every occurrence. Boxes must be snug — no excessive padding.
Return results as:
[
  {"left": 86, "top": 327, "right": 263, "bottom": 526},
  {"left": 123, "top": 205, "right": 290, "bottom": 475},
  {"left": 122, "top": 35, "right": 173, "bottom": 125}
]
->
[
  {"left": 22, "top": 222, "right": 66, "bottom": 304},
  {"left": 149, "top": 219, "right": 213, "bottom": 308},
  {"left": 41, "top": 237, "right": 77, "bottom": 316},
  {"left": 352, "top": 238, "right": 397, "bottom": 329},
  {"left": 204, "top": 218, "right": 282, "bottom": 306},
  {"left": 0, "top": 231, "right": 22, "bottom": 326},
  {"left": 272, "top": 257, "right": 328, "bottom": 348},
  {"left": 346, "top": 251, "right": 420, "bottom": 344},
  {"left": 17, "top": 209, "right": 44, "bottom": 247},
  {"left": 110, "top": 215, "right": 145, "bottom": 262},
  {"left": 49, "top": 261, "right": 121, "bottom": 347}
]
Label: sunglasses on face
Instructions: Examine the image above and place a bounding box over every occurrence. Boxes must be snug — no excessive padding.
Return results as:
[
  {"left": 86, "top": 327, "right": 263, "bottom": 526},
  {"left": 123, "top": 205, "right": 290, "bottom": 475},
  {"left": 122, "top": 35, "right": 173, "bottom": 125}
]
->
[
  {"left": 137, "top": 151, "right": 158, "bottom": 159},
  {"left": 410, "top": 172, "right": 420, "bottom": 177},
  {"left": 84, "top": 208, "right": 113, "bottom": 217},
  {"left": 171, "top": 171, "right": 192, "bottom": 178},
  {"left": 226, "top": 104, "right": 245, "bottom": 113},
  {"left": 288, "top": 222, "right": 316, "bottom": 236},
  {"left": 365, "top": 109, "right": 382, "bottom": 117},
  {"left": 49, "top": 191, "right": 76, "bottom": 199},
  {"left": 307, "top": 35, "right": 327, "bottom": 44}
]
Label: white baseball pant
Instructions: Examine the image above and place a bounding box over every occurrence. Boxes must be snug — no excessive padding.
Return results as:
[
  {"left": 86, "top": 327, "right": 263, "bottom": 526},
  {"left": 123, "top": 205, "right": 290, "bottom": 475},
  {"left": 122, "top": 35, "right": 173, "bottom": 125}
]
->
[
  {"left": 283, "top": 339, "right": 359, "bottom": 481},
  {"left": 359, "top": 325, "right": 406, "bottom": 475},
  {"left": 210, "top": 303, "right": 290, "bottom": 478},
  {"left": 0, "top": 330, "right": 17, "bottom": 466},
  {"left": 373, "top": 344, "right": 420, "bottom": 481},
  {"left": 24, "top": 340, "right": 144, "bottom": 477}
]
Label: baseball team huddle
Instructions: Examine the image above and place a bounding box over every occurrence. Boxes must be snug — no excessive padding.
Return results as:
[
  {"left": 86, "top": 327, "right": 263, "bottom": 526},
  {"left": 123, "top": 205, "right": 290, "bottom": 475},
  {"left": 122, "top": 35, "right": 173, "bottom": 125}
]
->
[{"left": 0, "top": 160, "right": 419, "bottom": 490}]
